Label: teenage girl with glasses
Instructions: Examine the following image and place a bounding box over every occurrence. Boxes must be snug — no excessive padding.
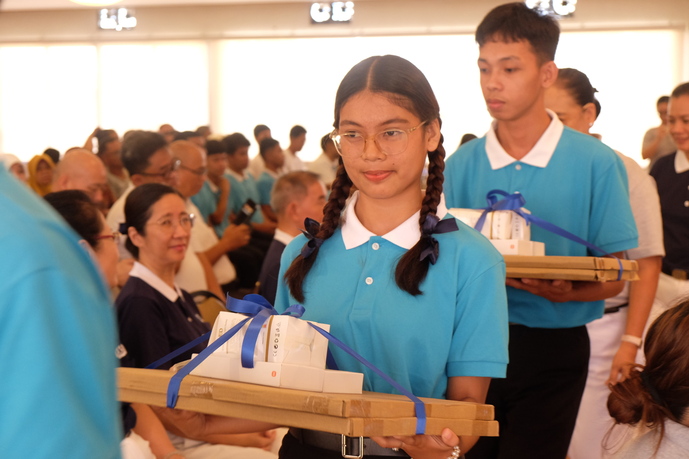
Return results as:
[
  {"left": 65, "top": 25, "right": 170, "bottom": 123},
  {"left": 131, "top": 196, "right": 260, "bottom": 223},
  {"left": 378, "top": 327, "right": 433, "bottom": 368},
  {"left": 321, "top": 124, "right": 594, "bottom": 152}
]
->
[{"left": 274, "top": 55, "right": 509, "bottom": 459}]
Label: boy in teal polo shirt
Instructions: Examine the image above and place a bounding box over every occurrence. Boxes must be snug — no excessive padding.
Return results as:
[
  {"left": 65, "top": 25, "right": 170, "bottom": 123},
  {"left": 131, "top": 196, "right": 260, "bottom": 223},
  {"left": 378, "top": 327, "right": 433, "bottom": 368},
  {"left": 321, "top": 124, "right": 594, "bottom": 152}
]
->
[
  {"left": 444, "top": 4, "right": 638, "bottom": 458},
  {"left": 256, "top": 136, "right": 285, "bottom": 223}
]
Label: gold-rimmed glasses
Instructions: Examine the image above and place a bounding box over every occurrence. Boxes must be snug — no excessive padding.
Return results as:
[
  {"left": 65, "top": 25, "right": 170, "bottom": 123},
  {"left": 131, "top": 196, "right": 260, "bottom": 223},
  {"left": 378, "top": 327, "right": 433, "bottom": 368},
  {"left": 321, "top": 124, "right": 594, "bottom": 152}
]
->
[{"left": 329, "top": 121, "right": 427, "bottom": 158}]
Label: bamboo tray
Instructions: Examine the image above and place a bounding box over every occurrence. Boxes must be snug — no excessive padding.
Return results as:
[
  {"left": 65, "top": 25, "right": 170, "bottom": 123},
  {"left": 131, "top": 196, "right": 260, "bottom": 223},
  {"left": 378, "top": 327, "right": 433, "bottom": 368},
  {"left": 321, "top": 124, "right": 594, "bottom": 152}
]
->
[
  {"left": 504, "top": 255, "right": 639, "bottom": 282},
  {"left": 118, "top": 367, "right": 499, "bottom": 437}
]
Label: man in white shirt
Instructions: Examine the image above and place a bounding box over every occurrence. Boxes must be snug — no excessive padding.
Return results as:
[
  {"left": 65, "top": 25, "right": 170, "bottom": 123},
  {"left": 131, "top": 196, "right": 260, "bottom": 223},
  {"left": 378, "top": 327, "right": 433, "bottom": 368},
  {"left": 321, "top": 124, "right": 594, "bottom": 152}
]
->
[
  {"left": 282, "top": 125, "right": 307, "bottom": 172},
  {"left": 307, "top": 133, "right": 339, "bottom": 189},
  {"left": 106, "top": 130, "right": 181, "bottom": 286},
  {"left": 247, "top": 124, "right": 272, "bottom": 179},
  {"left": 171, "top": 140, "right": 252, "bottom": 296},
  {"left": 257, "top": 171, "right": 326, "bottom": 304}
]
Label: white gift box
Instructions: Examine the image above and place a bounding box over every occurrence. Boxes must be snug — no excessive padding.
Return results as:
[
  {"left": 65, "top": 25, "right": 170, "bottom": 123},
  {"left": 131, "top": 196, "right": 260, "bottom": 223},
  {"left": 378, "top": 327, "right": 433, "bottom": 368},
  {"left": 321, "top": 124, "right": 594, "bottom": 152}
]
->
[
  {"left": 189, "top": 311, "right": 364, "bottom": 393},
  {"left": 447, "top": 208, "right": 492, "bottom": 239},
  {"left": 510, "top": 209, "right": 531, "bottom": 241},
  {"left": 491, "top": 211, "right": 512, "bottom": 240},
  {"left": 448, "top": 208, "right": 532, "bottom": 241},
  {"left": 191, "top": 354, "right": 364, "bottom": 393},
  {"left": 490, "top": 239, "right": 545, "bottom": 256},
  {"left": 208, "top": 311, "right": 330, "bottom": 368}
]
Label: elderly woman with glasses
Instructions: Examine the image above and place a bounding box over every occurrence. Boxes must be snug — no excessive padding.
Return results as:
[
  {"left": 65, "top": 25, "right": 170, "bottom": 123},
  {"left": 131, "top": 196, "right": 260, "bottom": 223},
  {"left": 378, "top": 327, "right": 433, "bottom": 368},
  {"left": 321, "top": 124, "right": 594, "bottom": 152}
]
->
[
  {"left": 117, "top": 182, "right": 278, "bottom": 459},
  {"left": 117, "top": 182, "right": 204, "bottom": 369}
]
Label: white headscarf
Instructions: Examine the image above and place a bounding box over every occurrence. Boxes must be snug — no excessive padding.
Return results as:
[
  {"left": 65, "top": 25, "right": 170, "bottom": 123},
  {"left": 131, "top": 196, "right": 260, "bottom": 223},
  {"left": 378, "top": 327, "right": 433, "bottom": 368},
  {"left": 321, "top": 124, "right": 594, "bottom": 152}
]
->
[{"left": 0, "top": 153, "right": 22, "bottom": 171}]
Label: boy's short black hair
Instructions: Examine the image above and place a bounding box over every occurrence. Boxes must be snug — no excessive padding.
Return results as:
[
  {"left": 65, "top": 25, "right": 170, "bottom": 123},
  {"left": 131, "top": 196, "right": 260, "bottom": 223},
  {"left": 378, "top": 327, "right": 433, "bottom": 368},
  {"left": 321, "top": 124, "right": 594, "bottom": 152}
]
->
[
  {"left": 657, "top": 95, "right": 670, "bottom": 105},
  {"left": 671, "top": 83, "right": 689, "bottom": 99},
  {"left": 205, "top": 139, "right": 226, "bottom": 156},
  {"left": 253, "top": 124, "right": 270, "bottom": 138},
  {"left": 476, "top": 2, "right": 560, "bottom": 63},
  {"left": 320, "top": 133, "right": 334, "bottom": 151},
  {"left": 174, "top": 131, "right": 202, "bottom": 142},
  {"left": 289, "top": 125, "right": 307, "bottom": 139},
  {"left": 259, "top": 137, "right": 280, "bottom": 158},
  {"left": 222, "top": 133, "right": 251, "bottom": 156}
]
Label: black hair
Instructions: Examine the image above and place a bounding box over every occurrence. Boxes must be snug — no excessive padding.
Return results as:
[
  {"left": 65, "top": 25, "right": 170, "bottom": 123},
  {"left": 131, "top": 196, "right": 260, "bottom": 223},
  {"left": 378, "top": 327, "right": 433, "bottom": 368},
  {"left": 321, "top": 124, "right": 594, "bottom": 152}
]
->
[
  {"left": 253, "top": 124, "right": 270, "bottom": 138},
  {"left": 259, "top": 137, "right": 280, "bottom": 158},
  {"left": 222, "top": 133, "right": 251, "bottom": 156},
  {"left": 205, "top": 139, "right": 227, "bottom": 156},
  {"left": 44, "top": 190, "right": 102, "bottom": 248},
  {"left": 556, "top": 68, "right": 598, "bottom": 107},
  {"left": 476, "top": 2, "right": 560, "bottom": 63},
  {"left": 174, "top": 131, "right": 202, "bottom": 142},
  {"left": 123, "top": 183, "right": 183, "bottom": 258},
  {"left": 657, "top": 95, "right": 670, "bottom": 105},
  {"left": 460, "top": 133, "right": 477, "bottom": 145},
  {"left": 285, "top": 55, "right": 446, "bottom": 302},
  {"left": 43, "top": 148, "right": 60, "bottom": 165},
  {"left": 120, "top": 130, "right": 168, "bottom": 176},
  {"left": 290, "top": 125, "right": 307, "bottom": 139},
  {"left": 671, "top": 83, "right": 689, "bottom": 99},
  {"left": 95, "top": 129, "right": 119, "bottom": 156}
]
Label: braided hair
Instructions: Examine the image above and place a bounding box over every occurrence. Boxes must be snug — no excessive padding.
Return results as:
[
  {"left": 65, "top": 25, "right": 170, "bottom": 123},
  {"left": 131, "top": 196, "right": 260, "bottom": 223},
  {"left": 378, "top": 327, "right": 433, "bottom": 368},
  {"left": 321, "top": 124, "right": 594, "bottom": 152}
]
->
[{"left": 285, "top": 55, "right": 446, "bottom": 302}]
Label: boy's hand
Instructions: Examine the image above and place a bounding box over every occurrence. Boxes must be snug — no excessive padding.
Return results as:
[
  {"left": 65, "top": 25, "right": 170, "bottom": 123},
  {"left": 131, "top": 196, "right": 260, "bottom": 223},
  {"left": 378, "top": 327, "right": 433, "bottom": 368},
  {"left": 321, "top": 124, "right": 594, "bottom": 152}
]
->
[{"left": 505, "top": 277, "right": 573, "bottom": 302}]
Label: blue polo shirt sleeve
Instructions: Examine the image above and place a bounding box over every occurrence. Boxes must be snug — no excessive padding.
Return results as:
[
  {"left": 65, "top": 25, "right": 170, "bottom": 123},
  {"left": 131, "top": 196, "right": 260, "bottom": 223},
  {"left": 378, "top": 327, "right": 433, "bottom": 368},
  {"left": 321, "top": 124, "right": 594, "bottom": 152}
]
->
[
  {"left": 448, "top": 255, "right": 509, "bottom": 378},
  {"left": 256, "top": 173, "right": 274, "bottom": 206}
]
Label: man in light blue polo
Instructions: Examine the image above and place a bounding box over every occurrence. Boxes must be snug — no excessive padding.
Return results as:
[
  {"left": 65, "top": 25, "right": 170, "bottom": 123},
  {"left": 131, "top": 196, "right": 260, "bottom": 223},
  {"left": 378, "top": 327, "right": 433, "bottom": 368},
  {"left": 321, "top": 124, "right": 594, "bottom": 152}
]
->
[
  {"left": 0, "top": 166, "right": 121, "bottom": 458},
  {"left": 444, "top": 4, "right": 638, "bottom": 458}
]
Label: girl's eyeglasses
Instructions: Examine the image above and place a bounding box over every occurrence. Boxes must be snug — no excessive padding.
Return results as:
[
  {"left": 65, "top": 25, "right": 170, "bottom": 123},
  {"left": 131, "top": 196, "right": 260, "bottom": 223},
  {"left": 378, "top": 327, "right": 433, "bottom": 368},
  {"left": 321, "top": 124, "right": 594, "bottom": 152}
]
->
[{"left": 329, "top": 121, "right": 427, "bottom": 158}]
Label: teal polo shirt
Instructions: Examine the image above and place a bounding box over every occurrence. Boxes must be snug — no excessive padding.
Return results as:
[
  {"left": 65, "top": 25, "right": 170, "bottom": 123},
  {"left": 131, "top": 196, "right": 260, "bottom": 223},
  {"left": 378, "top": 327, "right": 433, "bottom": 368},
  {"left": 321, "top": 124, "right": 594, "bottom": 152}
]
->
[
  {"left": 444, "top": 112, "right": 638, "bottom": 329},
  {"left": 275, "top": 192, "right": 508, "bottom": 399},
  {"left": 0, "top": 167, "right": 121, "bottom": 457}
]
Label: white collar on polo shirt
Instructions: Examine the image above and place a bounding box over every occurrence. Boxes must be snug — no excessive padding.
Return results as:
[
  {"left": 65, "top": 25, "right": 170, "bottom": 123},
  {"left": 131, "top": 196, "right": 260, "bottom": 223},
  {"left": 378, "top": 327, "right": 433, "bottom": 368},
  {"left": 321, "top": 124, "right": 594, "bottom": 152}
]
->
[
  {"left": 675, "top": 150, "right": 689, "bottom": 173},
  {"left": 129, "top": 261, "right": 183, "bottom": 302},
  {"left": 485, "top": 108, "right": 564, "bottom": 170},
  {"left": 341, "top": 191, "right": 449, "bottom": 250},
  {"left": 274, "top": 228, "right": 295, "bottom": 246}
]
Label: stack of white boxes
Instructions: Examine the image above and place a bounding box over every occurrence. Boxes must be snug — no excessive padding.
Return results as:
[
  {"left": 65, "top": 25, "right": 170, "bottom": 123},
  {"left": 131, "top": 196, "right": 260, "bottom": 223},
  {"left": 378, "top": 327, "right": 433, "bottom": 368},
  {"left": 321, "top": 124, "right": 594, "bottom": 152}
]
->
[
  {"left": 447, "top": 208, "right": 545, "bottom": 256},
  {"left": 190, "top": 311, "right": 364, "bottom": 393}
]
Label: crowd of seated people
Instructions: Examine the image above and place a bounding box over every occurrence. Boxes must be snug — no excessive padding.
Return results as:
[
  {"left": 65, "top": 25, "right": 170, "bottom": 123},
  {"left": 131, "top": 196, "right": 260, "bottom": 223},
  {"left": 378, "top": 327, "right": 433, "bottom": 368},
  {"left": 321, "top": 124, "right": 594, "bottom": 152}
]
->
[{"left": 2, "top": 122, "right": 335, "bottom": 458}]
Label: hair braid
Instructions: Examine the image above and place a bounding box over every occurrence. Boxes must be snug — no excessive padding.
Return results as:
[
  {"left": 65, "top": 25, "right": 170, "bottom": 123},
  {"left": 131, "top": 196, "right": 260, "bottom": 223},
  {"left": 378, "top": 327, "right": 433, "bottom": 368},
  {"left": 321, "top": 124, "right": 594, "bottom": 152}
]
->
[
  {"left": 394, "top": 131, "right": 446, "bottom": 296},
  {"left": 285, "top": 162, "right": 352, "bottom": 302}
]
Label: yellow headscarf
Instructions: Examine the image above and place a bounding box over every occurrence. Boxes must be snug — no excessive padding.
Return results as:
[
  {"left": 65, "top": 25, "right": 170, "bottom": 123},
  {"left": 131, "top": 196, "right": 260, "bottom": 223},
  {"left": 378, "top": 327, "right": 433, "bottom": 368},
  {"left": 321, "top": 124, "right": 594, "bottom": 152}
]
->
[{"left": 27, "top": 154, "right": 56, "bottom": 197}]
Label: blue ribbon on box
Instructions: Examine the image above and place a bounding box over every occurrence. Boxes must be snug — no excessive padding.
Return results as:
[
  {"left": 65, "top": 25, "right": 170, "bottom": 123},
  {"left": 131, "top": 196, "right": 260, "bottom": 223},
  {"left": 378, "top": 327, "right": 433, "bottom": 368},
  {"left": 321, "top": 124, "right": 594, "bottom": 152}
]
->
[
  {"left": 160, "top": 294, "right": 428, "bottom": 435},
  {"left": 475, "top": 189, "right": 623, "bottom": 281}
]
